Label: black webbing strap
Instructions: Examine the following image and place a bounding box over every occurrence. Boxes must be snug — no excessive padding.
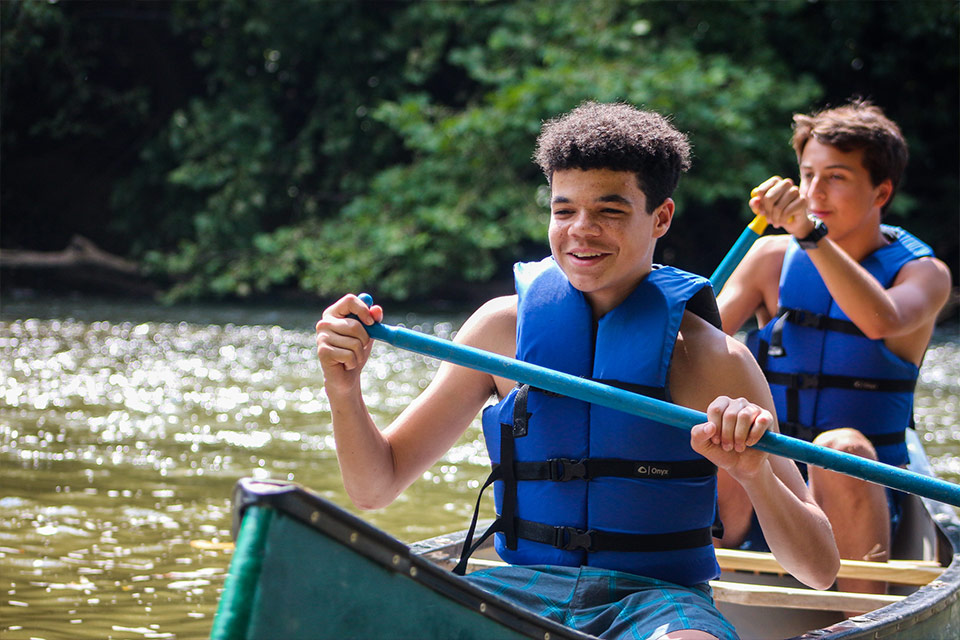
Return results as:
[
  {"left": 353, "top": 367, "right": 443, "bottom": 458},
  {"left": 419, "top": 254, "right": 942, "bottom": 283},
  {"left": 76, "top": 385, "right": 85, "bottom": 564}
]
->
[
  {"left": 454, "top": 384, "right": 532, "bottom": 574},
  {"left": 529, "top": 379, "right": 666, "bottom": 401},
  {"left": 857, "top": 430, "right": 908, "bottom": 448},
  {"left": 453, "top": 466, "right": 504, "bottom": 575},
  {"left": 756, "top": 336, "right": 807, "bottom": 430},
  {"left": 515, "top": 519, "right": 714, "bottom": 553},
  {"left": 492, "top": 457, "right": 717, "bottom": 482},
  {"left": 778, "top": 421, "right": 907, "bottom": 449},
  {"left": 592, "top": 379, "right": 668, "bottom": 401},
  {"left": 500, "top": 384, "right": 531, "bottom": 550},
  {"left": 777, "top": 306, "right": 866, "bottom": 337},
  {"left": 764, "top": 371, "right": 917, "bottom": 393}
]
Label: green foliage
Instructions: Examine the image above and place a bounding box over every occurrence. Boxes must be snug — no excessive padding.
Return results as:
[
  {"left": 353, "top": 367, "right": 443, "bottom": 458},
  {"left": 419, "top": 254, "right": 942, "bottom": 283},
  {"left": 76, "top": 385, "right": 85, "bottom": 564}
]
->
[
  {"left": 122, "top": 0, "right": 827, "bottom": 301},
  {"left": 1, "top": 1, "right": 149, "bottom": 144},
  {"left": 7, "top": 0, "right": 955, "bottom": 301}
]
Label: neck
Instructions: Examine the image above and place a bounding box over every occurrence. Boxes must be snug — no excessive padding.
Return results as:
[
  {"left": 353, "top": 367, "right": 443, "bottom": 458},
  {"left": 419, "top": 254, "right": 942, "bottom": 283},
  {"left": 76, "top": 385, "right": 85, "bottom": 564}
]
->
[
  {"left": 831, "top": 211, "right": 888, "bottom": 263},
  {"left": 586, "top": 266, "right": 653, "bottom": 319}
]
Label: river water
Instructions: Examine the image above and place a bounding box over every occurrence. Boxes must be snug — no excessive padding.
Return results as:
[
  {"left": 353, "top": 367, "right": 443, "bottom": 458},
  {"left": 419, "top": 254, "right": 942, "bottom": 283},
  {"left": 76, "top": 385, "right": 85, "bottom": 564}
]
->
[{"left": 1, "top": 295, "right": 957, "bottom": 640}]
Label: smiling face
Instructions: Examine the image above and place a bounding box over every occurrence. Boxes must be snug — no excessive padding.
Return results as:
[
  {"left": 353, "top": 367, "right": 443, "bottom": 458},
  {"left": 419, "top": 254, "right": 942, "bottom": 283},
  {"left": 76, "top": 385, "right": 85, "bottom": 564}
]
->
[
  {"left": 548, "top": 168, "right": 673, "bottom": 318},
  {"left": 799, "top": 139, "right": 892, "bottom": 248}
]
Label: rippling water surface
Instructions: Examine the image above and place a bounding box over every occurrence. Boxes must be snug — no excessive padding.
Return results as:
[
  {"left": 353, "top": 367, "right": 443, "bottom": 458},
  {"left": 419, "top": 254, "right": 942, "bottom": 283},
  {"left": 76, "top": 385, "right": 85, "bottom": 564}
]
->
[{"left": 1, "top": 296, "right": 957, "bottom": 639}]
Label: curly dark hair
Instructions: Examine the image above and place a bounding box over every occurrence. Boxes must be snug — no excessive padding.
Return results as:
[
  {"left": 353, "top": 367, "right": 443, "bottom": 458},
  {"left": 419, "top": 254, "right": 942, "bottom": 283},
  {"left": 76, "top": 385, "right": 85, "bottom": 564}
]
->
[
  {"left": 533, "top": 101, "right": 692, "bottom": 213},
  {"left": 792, "top": 99, "right": 908, "bottom": 213}
]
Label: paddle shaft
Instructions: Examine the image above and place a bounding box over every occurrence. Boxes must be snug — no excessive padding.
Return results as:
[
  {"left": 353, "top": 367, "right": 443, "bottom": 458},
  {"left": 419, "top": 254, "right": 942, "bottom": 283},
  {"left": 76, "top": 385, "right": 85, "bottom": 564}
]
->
[
  {"left": 710, "top": 214, "right": 768, "bottom": 293},
  {"left": 358, "top": 316, "right": 960, "bottom": 509}
]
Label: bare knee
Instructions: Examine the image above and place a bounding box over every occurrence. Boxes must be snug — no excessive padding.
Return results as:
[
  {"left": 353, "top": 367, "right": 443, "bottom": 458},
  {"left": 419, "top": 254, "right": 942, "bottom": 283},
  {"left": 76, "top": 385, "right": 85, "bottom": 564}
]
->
[
  {"left": 812, "top": 428, "right": 878, "bottom": 461},
  {"left": 809, "top": 429, "right": 888, "bottom": 514}
]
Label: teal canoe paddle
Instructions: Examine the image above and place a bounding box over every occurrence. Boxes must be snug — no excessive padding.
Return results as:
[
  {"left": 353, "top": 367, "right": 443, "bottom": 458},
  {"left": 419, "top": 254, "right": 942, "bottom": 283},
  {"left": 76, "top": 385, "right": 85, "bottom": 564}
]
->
[
  {"left": 355, "top": 294, "right": 960, "bottom": 508},
  {"left": 710, "top": 213, "right": 768, "bottom": 293},
  {"left": 710, "top": 184, "right": 803, "bottom": 293}
]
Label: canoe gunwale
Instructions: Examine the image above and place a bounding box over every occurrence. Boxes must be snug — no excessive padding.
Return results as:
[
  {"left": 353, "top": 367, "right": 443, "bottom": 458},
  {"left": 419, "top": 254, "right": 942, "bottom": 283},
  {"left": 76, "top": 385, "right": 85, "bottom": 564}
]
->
[{"left": 227, "top": 477, "right": 595, "bottom": 640}]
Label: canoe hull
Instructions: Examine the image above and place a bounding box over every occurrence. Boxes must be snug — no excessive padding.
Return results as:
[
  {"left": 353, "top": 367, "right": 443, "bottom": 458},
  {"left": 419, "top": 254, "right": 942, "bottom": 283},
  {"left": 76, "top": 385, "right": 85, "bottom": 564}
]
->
[{"left": 209, "top": 479, "right": 591, "bottom": 640}]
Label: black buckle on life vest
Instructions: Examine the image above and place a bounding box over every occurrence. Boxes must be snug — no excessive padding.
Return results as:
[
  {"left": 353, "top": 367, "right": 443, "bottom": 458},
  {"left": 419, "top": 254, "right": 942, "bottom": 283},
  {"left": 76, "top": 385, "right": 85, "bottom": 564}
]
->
[
  {"left": 549, "top": 458, "right": 587, "bottom": 481},
  {"left": 555, "top": 526, "right": 596, "bottom": 552}
]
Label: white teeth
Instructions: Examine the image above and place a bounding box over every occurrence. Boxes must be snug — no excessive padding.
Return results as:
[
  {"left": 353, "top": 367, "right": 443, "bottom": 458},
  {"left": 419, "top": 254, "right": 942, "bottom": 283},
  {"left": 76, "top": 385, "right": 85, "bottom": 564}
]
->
[{"left": 573, "top": 252, "right": 602, "bottom": 258}]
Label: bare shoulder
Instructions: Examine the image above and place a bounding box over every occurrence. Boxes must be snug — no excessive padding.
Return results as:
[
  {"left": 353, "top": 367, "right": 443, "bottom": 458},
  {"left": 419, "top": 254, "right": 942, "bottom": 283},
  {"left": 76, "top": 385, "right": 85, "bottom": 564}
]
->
[
  {"left": 671, "top": 311, "right": 772, "bottom": 412},
  {"left": 895, "top": 255, "right": 953, "bottom": 295},
  {"left": 749, "top": 234, "right": 791, "bottom": 268},
  {"left": 454, "top": 295, "right": 518, "bottom": 358},
  {"left": 674, "top": 312, "right": 755, "bottom": 370}
]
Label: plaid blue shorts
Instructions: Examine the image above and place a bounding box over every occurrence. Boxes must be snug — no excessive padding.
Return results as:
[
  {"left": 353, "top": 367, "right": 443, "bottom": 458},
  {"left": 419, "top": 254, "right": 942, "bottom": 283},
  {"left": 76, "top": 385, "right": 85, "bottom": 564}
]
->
[{"left": 465, "top": 564, "right": 739, "bottom": 640}]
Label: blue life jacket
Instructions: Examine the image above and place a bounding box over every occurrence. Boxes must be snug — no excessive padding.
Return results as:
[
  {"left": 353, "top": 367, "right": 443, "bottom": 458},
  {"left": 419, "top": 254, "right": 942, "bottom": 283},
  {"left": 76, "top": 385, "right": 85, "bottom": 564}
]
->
[
  {"left": 457, "top": 257, "right": 723, "bottom": 587},
  {"left": 748, "top": 225, "right": 933, "bottom": 467}
]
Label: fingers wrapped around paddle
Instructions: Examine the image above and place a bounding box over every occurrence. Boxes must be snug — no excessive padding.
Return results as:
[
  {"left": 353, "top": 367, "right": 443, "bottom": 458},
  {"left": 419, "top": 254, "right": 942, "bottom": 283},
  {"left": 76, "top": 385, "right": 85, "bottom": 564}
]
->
[
  {"left": 316, "top": 294, "right": 384, "bottom": 375},
  {"left": 749, "top": 176, "right": 812, "bottom": 237},
  {"left": 691, "top": 396, "right": 774, "bottom": 479}
]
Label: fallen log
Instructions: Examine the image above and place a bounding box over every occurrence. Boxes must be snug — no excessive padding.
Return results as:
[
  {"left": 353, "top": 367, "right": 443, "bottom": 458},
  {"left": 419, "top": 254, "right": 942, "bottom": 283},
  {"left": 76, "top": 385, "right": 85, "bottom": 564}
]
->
[{"left": 0, "top": 235, "right": 157, "bottom": 296}]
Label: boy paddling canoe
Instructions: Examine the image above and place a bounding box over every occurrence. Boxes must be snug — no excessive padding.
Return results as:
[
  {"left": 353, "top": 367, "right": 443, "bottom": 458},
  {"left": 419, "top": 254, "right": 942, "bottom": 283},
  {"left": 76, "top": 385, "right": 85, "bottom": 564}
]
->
[
  {"left": 317, "top": 101, "right": 839, "bottom": 639},
  {"left": 715, "top": 100, "right": 952, "bottom": 601}
]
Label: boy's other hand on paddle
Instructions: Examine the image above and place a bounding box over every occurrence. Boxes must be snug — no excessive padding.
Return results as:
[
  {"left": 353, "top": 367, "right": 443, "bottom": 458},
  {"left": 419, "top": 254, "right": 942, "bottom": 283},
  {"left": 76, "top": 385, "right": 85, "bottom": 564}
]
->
[{"left": 691, "top": 395, "right": 774, "bottom": 480}]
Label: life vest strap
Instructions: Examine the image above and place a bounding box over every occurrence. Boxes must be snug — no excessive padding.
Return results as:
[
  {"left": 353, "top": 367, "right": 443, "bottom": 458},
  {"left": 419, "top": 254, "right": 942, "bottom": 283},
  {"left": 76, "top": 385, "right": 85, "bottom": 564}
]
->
[
  {"left": 776, "top": 306, "right": 866, "bottom": 337},
  {"left": 494, "top": 457, "right": 716, "bottom": 482},
  {"left": 780, "top": 421, "right": 907, "bottom": 449},
  {"left": 526, "top": 379, "right": 667, "bottom": 401},
  {"left": 765, "top": 371, "right": 916, "bottom": 393},
  {"left": 516, "top": 519, "right": 714, "bottom": 553},
  {"left": 453, "top": 466, "right": 503, "bottom": 576}
]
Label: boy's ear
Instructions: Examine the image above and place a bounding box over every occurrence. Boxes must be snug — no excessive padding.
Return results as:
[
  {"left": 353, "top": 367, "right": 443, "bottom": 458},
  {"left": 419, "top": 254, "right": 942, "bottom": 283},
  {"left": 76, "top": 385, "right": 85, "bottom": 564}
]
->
[
  {"left": 875, "top": 179, "right": 894, "bottom": 209},
  {"left": 652, "top": 198, "right": 674, "bottom": 238}
]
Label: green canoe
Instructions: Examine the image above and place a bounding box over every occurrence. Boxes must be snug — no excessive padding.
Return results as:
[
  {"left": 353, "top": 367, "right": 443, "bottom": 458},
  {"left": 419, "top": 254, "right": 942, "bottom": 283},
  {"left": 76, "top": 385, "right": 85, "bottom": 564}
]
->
[{"left": 209, "top": 429, "right": 959, "bottom": 639}]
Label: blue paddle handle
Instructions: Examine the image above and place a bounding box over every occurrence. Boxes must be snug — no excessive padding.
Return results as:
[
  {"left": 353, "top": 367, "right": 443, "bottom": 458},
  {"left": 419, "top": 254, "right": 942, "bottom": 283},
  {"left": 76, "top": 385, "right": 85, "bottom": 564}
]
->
[{"left": 355, "top": 294, "right": 960, "bottom": 508}]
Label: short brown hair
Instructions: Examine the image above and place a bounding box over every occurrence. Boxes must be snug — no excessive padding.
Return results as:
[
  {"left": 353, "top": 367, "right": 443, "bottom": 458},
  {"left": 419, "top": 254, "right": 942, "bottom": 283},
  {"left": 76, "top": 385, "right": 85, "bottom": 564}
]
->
[
  {"left": 792, "top": 99, "right": 908, "bottom": 212},
  {"left": 534, "top": 101, "right": 691, "bottom": 214}
]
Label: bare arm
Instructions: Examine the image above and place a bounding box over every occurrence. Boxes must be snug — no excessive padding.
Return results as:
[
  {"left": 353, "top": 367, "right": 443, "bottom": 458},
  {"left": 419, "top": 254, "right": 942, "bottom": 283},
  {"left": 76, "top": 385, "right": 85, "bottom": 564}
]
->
[
  {"left": 803, "top": 242, "right": 951, "bottom": 340},
  {"left": 716, "top": 235, "right": 788, "bottom": 335},
  {"left": 751, "top": 176, "right": 951, "bottom": 361},
  {"left": 317, "top": 294, "right": 517, "bottom": 510},
  {"left": 672, "top": 314, "right": 839, "bottom": 589}
]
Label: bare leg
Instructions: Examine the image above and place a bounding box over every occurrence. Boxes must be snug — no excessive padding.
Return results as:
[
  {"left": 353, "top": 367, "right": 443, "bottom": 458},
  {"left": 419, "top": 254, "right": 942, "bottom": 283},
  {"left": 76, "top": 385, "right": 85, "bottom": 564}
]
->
[{"left": 809, "top": 428, "right": 889, "bottom": 604}]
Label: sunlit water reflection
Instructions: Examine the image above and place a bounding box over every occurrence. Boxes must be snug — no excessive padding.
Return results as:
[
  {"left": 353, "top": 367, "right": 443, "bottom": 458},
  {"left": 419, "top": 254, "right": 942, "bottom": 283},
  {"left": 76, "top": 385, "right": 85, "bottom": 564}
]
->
[{"left": 0, "top": 296, "right": 957, "bottom": 639}]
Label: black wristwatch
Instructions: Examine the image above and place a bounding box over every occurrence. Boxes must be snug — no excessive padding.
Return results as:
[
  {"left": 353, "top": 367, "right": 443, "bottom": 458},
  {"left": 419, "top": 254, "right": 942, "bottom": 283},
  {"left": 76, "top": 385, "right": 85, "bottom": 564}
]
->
[{"left": 797, "top": 217, "right": 828, "bottom": 250}]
